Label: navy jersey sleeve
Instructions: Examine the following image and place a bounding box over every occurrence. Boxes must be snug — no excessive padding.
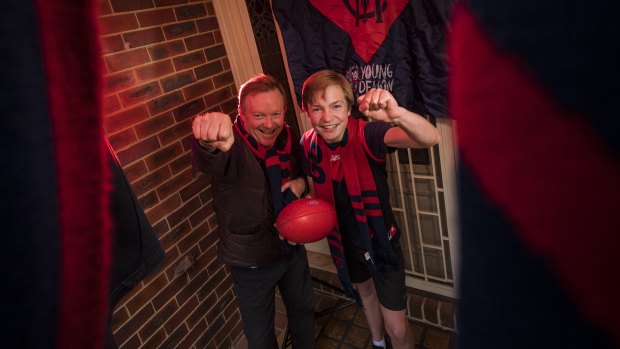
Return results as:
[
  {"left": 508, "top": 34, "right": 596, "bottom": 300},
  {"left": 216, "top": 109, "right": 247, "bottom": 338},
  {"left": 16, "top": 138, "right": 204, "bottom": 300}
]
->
[{"left": 364, "top": 122, "right": 395, "bottom": 159}]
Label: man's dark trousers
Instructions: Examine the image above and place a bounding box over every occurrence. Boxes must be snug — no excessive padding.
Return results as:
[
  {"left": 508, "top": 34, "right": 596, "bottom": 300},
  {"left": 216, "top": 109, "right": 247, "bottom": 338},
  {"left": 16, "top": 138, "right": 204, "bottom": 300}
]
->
[{"left": 230, "top": 247, "right": 315, "bottom": 349}]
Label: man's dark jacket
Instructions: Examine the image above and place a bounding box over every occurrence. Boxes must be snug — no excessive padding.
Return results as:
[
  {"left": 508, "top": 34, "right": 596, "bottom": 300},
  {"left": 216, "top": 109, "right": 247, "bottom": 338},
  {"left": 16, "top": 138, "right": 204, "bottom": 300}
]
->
[{"left": 191, "top": 131, "right": 301, "bottom": 268}]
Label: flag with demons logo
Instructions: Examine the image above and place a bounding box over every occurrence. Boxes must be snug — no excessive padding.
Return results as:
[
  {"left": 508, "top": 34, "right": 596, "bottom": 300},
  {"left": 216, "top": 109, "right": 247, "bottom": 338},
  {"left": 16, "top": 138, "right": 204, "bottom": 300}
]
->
[{"left": 271, "top": 0, "right": 454, "bottom": 118}]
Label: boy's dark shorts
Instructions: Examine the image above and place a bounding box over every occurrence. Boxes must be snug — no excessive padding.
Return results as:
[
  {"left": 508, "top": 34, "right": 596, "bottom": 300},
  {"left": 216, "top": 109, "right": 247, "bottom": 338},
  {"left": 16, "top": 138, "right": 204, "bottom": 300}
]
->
[{"left": 345, "top": 240, "right": 406, "bottom": 311}]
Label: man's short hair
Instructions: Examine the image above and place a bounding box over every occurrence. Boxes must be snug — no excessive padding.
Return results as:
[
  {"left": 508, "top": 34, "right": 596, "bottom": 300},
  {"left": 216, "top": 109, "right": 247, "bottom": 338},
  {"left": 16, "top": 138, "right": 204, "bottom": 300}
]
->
[{"left": 238, "top": 74, "right": 287, "bottom": 114}]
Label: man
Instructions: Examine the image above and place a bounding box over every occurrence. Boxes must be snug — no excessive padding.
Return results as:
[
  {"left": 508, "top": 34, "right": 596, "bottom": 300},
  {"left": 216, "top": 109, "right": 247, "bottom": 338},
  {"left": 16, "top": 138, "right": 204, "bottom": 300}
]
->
[
  {"left": 300, "top": 70, "right": 440, "bottom": 349},
  {"left": 191, "top": 74, "right": 314, "bottom": 349}
]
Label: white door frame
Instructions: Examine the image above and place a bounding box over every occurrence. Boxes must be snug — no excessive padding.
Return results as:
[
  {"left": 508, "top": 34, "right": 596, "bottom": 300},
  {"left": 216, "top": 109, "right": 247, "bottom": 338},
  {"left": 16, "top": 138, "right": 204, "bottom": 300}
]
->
[{"left": 212, "top": 0, "right": 263, "bottom": 90}]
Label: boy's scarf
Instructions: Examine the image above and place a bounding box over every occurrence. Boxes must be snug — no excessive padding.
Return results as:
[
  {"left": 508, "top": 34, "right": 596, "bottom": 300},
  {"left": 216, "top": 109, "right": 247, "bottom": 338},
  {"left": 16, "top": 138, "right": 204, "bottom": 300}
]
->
[
  {"left": 234, "top": 116, "right": 293, "bottom": 215},
  {"left": 304, "top": 116, "right": 399, "bottom": 302}
]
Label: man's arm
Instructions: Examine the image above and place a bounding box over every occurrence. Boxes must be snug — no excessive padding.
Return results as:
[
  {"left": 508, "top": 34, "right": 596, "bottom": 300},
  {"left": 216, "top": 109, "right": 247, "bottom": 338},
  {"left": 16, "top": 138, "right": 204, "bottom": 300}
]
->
[
  {"left": 191, "top": 112, "right": 236, "bottom": 178},
  {"left": 306, "top": 177, "right": 315, "bottom": 198},
  {"left": 357, "top": 88, "right": 440, "bottom": 148},
  {"left": 192, "top": 112, "right": 235, "bottom": 152},
  {"left": 280, "top": 177, "right": 307, "bottom": 199}
]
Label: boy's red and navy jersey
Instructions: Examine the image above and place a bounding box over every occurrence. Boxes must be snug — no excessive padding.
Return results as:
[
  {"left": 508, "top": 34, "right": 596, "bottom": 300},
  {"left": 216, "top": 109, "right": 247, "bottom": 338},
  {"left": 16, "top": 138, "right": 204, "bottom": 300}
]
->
[{"left": 300, "top": 121, "right": 398, "bottom": 251}]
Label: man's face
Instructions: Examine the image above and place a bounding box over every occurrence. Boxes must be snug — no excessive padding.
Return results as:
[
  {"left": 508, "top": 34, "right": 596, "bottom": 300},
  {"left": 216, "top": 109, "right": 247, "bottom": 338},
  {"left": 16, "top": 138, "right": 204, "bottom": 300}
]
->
[
  {"left": 306, "top": 85, "right": 351, "bottom": 144},
  {"left": 239, "top": 90, "right": 285, "bottom": 147}
]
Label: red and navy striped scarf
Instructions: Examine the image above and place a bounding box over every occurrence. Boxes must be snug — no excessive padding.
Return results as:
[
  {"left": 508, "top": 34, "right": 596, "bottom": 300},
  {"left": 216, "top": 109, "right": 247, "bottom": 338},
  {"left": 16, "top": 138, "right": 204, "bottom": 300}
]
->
[
  {"left": 303, "top": 116, "right": 399, "bottom": 301},
  {"left": 234, "top": 116, "right": 293, "bottom": 216}
]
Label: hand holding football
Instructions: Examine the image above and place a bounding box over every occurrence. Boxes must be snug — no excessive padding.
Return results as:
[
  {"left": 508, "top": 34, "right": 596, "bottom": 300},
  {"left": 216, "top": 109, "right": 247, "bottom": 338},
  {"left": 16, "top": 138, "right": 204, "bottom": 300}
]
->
[{"left": 276, "top": 198, "right": 337, "bottom": 243}]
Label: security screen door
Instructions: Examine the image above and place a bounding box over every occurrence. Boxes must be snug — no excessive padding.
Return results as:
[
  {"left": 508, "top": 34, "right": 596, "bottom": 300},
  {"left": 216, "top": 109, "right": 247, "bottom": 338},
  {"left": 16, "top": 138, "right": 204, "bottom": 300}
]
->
[{"left": 386, "top": 117, "right": 458, "bottom": 298}]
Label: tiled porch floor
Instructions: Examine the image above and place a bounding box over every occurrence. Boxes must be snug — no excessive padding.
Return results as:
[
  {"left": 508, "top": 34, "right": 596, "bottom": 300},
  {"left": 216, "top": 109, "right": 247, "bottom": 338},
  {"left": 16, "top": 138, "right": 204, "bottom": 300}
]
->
[
  {"left": 234, "top": 290, "right": 456, "bottom": 349},
  {"left": 313, "top": 295, "right": 455, "bottom": 349}
]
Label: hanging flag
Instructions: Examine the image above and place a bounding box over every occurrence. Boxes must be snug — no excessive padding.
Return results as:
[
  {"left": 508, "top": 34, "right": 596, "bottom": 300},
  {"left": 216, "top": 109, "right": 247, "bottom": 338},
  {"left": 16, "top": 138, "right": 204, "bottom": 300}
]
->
[{"left": 272, "top": 0, "right": 453, "bottom": 118}]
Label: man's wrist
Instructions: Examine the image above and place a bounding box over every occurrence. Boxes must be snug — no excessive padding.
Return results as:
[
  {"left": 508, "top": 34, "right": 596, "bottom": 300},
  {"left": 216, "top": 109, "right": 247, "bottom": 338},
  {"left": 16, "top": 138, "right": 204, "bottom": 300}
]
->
[{"left": 198, "top": 140, "right": 218, "bottom": 153}]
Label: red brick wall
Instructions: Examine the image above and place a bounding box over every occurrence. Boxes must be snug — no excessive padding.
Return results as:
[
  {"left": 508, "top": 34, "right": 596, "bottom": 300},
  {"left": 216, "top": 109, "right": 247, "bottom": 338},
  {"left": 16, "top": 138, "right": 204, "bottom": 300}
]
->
[{"left": 99, "top": 0, "right": 241, "bottom": 347}]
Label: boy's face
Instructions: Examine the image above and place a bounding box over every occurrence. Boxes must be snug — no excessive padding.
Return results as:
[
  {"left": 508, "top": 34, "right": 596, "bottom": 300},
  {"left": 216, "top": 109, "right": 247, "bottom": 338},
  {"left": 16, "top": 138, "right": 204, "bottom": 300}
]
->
[
  {"left": 240, "top": 89, "right": 285, "bottom": 147},
  {"left": 306, "top": 85, "right": 351, "bottom": 144}
]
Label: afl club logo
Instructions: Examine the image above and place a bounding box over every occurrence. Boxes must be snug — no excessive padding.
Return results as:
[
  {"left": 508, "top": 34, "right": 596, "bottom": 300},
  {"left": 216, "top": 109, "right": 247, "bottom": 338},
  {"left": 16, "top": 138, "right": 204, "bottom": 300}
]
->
[
  {"left": 309, "top": 0, "right": 409, "bottom": 62},
  {"left": 343, "top": 0, "right": 388, "bottom": 25}
]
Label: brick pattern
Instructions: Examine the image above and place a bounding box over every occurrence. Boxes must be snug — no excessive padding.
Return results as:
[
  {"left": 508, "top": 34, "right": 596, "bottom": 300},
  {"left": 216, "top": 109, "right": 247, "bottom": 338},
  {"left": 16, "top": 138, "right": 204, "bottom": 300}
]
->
[{"left": 100, "top": 1, "right": 241, "bottom": 348}]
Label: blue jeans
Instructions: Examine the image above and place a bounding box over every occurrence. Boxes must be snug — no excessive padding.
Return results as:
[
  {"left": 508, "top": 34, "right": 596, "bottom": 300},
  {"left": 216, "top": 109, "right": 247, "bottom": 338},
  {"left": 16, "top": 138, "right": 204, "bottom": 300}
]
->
[{"left": 230, "top": 247, "right": 315, "bottom": 349}]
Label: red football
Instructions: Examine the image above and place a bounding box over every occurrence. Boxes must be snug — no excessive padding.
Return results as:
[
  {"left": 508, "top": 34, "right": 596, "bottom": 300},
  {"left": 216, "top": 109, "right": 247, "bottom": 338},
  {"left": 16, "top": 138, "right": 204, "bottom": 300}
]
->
[{"left": 276, "top": 198, "right": 337, "bottom": 243}]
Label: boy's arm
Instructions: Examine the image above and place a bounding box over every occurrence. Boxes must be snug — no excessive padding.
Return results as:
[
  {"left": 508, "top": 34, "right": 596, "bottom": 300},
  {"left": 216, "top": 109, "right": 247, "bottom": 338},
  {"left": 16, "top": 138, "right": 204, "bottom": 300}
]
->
[{"left": 357, "top": 88, "right": 440, "bottom": 148}]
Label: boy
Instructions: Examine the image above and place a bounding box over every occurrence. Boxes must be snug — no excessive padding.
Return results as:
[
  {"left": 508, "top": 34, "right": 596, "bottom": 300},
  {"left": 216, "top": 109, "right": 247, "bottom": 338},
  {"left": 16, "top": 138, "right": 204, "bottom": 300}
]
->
[{"left": 300, "top": 70, "right": 440, "bottom": 349}]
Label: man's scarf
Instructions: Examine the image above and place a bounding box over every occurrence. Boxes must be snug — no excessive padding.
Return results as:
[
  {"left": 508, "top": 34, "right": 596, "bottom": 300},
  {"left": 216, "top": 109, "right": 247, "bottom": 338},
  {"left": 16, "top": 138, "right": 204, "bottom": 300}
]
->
[
  {"left": 234, "top": 116, "right": 293, "bottom": 215},
  {"left": 303, "top": 116, "right": 400, "bottom": 302}
]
